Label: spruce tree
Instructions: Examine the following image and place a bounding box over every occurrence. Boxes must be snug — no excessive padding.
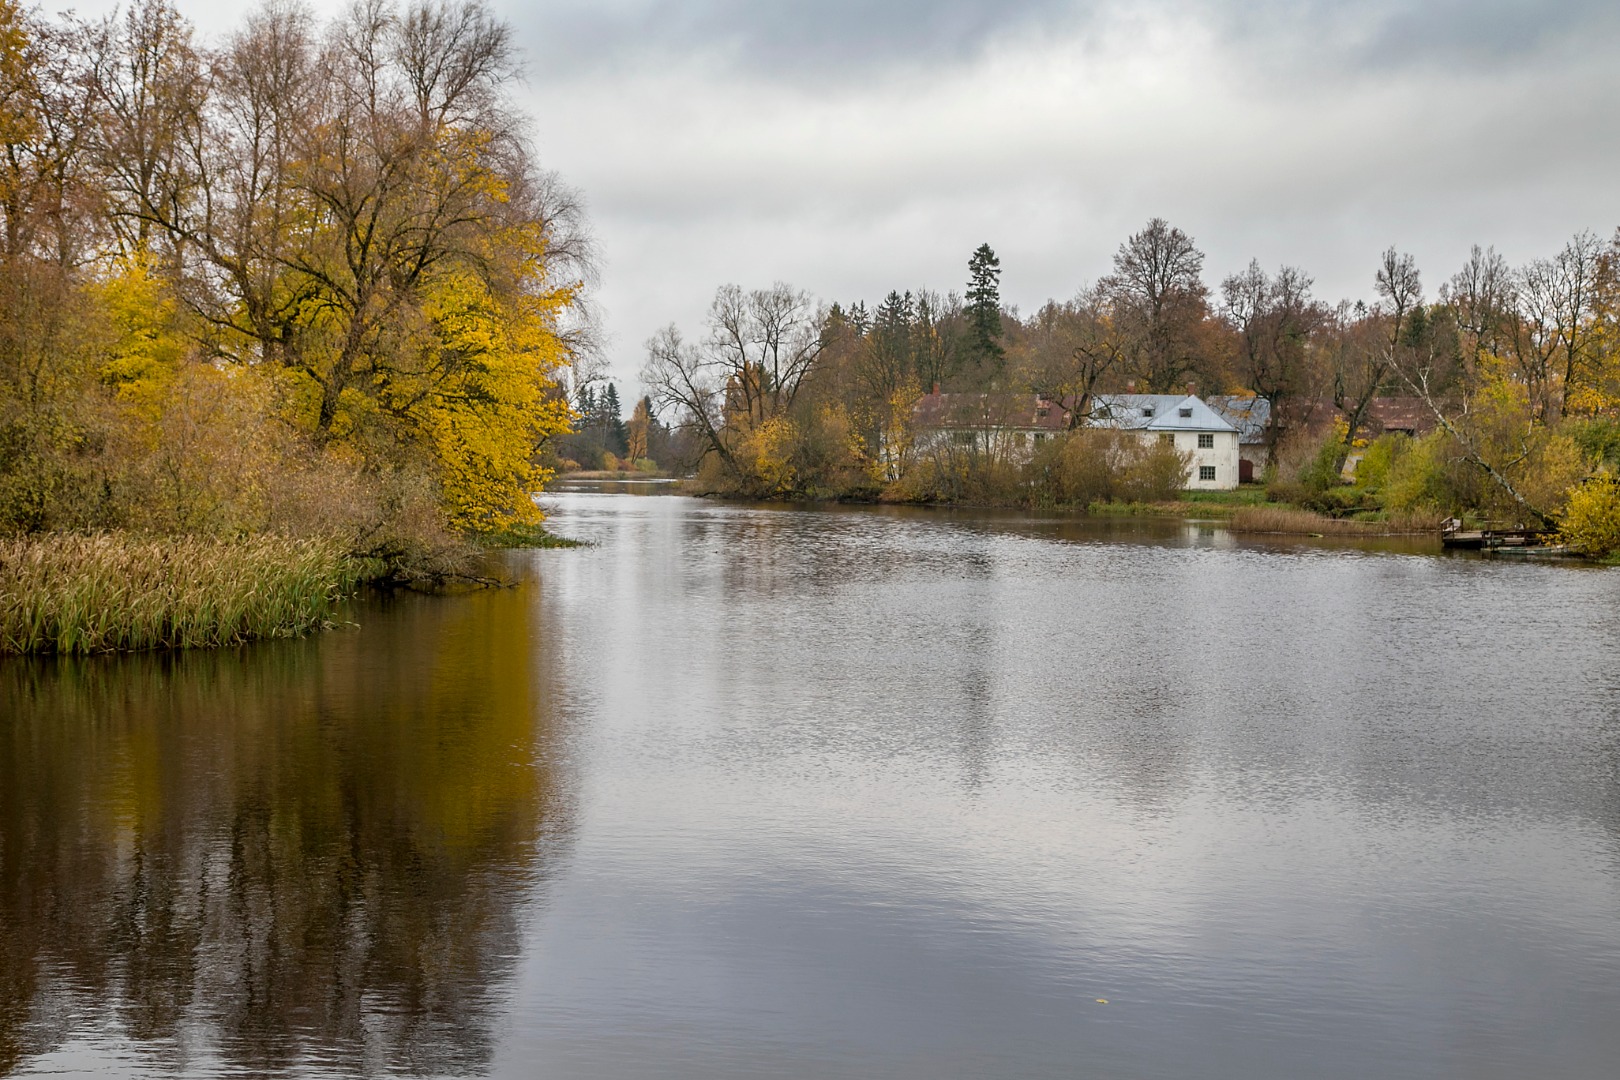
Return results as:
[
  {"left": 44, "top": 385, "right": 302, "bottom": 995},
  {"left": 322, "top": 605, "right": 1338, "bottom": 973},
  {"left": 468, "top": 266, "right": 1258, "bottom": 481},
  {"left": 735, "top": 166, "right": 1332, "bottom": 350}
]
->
[
  {"left": 575, "top": 384, "right": 596, "bottom": 430},
  {"left": 602, "top": 383, "right": 629, "bottom": 456},
  {"left": 849, "top": 300, "right": 871, "bottom": 338},
  {"left": 965, "top": 243, "right": 1004, "bottom": 370}
]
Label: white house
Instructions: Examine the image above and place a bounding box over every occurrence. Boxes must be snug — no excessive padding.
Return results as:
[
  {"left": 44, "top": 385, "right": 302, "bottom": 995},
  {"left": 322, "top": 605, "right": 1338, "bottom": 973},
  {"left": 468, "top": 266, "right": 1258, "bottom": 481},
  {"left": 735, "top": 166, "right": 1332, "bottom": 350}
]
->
[
  {"left": 1088, "top": 394, "right": 1242, "bottom": 491},
  {"left": 910, "top": 391, "right": 1070, "bottom": 462}
]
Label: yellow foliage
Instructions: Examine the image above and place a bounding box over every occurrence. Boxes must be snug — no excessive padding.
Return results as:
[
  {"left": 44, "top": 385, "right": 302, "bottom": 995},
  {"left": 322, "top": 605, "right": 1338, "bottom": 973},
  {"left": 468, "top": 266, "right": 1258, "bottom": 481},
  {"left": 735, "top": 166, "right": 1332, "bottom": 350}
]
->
[
  {"left": 748, "top": 414, "right": 799, "bottom": 495},
  {"left": 1559, "top": 474, "right": 1620, "bottom": 557},
  {"left": 92, "top": 259, "right": 189, "bottom": 424},
  {"left": 415, "top": 263, "right": 573, "bottom": 532}
]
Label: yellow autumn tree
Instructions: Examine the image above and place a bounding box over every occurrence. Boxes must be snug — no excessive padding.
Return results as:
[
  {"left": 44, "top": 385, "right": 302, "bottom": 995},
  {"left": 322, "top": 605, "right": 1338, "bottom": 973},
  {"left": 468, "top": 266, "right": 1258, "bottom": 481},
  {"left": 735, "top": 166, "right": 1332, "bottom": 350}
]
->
[{"left": 413, "top": 257, "right": 574, "bottom": 532}]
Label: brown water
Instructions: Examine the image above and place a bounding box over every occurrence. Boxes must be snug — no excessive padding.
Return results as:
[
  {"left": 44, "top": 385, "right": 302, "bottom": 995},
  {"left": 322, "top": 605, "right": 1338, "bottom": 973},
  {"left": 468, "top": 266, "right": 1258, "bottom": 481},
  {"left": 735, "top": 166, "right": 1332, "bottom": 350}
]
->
[{"left": 4, "top": 491, "right": 1620, "bottom": 1078}]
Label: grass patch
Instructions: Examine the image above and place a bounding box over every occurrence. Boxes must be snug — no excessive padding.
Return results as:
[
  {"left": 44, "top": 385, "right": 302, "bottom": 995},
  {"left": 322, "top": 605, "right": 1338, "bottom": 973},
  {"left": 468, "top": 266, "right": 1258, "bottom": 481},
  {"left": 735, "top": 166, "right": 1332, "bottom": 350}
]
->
[
  {"left": 0, "top": 533, "right": 372, "bottom": 655},
  {"left": 1088, "top": 494, "right": 1257, "bottom": 519},
  {"left": 474, "top": 522, "right": 584, "bottom": 549},
  {"left": 1179, "top": 487, "right": 1272, "bottom": 507}
]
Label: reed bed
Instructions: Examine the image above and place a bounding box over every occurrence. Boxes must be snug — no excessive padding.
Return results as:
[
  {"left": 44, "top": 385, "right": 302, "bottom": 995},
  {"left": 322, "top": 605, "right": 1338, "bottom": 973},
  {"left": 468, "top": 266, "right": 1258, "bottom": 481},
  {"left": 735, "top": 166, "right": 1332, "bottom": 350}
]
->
[
  {"left": 0, "top": 533, "right": 369, "bottom": 655},
  {"left": 1228, "top": 506, "right": 1445, "bottom": 536}
]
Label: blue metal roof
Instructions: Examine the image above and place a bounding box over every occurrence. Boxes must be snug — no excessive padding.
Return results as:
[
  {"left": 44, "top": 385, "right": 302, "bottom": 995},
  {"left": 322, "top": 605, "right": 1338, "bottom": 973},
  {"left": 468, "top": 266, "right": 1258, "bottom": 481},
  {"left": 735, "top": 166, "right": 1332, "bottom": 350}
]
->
[{"left": 1089, "top": 394, "right": 1239, "bottom": 434}]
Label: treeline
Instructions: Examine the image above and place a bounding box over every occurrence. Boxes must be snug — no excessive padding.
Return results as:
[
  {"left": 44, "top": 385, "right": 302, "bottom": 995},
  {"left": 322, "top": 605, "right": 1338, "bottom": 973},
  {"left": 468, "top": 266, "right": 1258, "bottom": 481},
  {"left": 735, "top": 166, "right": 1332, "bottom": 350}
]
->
[
  {"left": 0, "top": 0, "right": 589, "bottom": 565},
  {"left": 642, "top": 219, "right": 1620, "bottom": 548},
  {"left": 555, "top": 381, "right": 690, "bottom": 473}
]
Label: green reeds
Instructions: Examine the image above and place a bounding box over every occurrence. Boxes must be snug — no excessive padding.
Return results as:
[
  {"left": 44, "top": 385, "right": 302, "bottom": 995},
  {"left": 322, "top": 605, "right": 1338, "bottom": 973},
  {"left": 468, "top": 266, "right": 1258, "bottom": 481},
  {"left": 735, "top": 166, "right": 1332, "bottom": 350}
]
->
[{"left": 0, "top": 533, "right": 369, "bottom": 655}]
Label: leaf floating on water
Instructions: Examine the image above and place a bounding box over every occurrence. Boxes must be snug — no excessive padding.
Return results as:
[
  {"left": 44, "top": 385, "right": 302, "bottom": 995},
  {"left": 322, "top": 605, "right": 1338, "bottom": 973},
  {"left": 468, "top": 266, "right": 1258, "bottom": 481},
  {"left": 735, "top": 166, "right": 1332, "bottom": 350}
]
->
[{"left": 1096, "top": 998, "right": 1109, "bottom": 1004}]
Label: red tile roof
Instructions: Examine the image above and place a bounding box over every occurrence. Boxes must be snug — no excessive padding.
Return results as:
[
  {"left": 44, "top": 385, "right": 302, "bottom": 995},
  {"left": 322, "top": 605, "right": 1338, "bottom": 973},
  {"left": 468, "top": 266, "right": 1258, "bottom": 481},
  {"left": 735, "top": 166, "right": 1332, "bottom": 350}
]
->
[{"left": 911, "top": 392, "right": 1071, "bottom": 432}]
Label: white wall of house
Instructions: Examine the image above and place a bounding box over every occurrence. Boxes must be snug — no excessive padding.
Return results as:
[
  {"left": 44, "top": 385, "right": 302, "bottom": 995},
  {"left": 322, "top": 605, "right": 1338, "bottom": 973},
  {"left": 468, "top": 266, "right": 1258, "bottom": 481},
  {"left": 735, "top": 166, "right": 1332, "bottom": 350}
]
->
[
  {"left": 913, "top": 427, "right": 1055, "bottom": 463},
  {"left": 1146, "top": 429, "right": 1241, "bottom": 490}
]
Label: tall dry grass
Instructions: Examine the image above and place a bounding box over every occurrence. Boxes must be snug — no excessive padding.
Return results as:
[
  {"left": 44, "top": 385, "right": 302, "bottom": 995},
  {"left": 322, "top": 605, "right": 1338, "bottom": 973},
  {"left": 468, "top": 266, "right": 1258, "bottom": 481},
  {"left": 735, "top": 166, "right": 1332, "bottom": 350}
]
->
[
  {"left": 1228, "top": 506, "right": 1446, "bottom": 536},
  {"left": 0, "top": 533, "right": 369, "bottom": 655}
]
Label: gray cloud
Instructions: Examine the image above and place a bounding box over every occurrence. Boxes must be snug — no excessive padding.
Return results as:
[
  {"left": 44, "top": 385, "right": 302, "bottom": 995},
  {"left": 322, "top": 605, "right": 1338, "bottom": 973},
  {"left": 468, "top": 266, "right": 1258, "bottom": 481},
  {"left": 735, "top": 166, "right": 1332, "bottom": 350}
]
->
[
  {"left": 519, "top": 0, "right": 1082, "bottom": 78},
  {"left": 40, "top": 0, "right": 1620, "bottom": 387},
  {"left": 518, "top": 0, "right": 1620, "bottom": 83}
]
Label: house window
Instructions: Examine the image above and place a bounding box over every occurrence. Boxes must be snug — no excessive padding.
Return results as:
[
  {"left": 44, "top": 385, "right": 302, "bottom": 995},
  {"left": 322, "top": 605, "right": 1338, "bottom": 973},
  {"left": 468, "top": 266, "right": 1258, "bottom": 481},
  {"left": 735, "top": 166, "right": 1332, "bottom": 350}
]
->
[
  {"left": 1034, "top": 433, "right": 1047, "bottom": 445},
  {"left": 1159, "top": 432, "right": 1174, "bottom": 445},
  {"left": 1197, "top": 433, "right": 1214, "bottom": 449},
  {"left": 1179, "top": 407, "right": 1193, "bottom": 418},
  {"left": 1199, "top": 465, "right": 1217, "bottom": 482},
  {"left": 1142, "top": 407, "right": 1155, "bottom": 418},
  {"left": 953, "top": 431, "right": 975, "bottom": 446}
]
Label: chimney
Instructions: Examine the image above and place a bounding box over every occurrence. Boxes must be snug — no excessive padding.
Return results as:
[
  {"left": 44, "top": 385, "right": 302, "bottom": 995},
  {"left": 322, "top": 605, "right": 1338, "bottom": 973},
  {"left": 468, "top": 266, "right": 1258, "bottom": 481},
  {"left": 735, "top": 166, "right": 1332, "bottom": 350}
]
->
[
  {"left": 1125, "top": 379, "right": 1136, "bottom": 394},
  {"left": 932, "top": 382, "right": 941, "bottom": 396},
  {"left": 1185, "top": 381, "right": 1197, "bottom": 397}
]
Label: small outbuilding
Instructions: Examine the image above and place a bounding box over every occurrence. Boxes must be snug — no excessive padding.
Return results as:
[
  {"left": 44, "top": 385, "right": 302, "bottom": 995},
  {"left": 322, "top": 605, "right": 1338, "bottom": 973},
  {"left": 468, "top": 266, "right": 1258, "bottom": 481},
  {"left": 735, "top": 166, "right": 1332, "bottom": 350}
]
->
[{"left": 1205, "top": 395, "right": 1271, "bottom": 483}]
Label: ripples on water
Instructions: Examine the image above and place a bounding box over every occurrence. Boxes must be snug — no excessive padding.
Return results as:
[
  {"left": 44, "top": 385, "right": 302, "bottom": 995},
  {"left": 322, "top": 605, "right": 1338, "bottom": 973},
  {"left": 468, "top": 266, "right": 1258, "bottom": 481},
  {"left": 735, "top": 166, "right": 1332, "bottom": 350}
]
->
[{"left": 4, "top": 492, "right": 1619, "bottom": 1078}]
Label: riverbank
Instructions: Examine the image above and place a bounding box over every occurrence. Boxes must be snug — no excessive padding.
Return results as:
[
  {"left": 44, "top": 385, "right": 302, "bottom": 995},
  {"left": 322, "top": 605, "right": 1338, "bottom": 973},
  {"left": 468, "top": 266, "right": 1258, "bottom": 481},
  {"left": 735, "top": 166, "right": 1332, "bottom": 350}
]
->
[
  {"left": 0, "top": 519, "right": 590, "bottom": 656},
  {"left": 675, "top": 478, "right": 1450, "bottom": 537}
]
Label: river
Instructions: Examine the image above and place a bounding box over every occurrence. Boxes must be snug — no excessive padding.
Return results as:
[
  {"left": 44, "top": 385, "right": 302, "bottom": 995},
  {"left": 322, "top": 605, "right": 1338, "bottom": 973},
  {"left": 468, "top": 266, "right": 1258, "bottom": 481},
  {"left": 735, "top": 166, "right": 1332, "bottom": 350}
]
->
[{"left": 3, "top": 490, "right": 1619, "bottom": 1078}]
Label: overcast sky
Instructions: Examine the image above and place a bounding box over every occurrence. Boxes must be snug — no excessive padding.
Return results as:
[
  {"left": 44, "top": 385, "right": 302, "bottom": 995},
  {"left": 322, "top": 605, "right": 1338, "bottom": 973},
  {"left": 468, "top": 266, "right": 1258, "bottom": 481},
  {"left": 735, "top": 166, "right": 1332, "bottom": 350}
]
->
[{"left": 47, "top": 0, "right": 1620, "bottom": 389}]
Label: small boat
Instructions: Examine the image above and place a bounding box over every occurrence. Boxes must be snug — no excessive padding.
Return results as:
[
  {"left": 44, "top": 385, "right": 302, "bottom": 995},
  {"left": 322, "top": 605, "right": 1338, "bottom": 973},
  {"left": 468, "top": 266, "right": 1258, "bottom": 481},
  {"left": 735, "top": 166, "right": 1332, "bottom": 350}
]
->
[{"left": 1481, "top": 544, "right": 1572, "bottom": 559}]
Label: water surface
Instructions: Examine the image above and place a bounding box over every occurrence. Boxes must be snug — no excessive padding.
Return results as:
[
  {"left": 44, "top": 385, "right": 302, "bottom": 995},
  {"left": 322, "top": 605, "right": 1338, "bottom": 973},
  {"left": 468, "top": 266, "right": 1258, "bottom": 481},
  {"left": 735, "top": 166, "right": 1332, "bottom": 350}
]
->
[{"left": 4, "top": 493, "right": 1619, "bottom": 1078}]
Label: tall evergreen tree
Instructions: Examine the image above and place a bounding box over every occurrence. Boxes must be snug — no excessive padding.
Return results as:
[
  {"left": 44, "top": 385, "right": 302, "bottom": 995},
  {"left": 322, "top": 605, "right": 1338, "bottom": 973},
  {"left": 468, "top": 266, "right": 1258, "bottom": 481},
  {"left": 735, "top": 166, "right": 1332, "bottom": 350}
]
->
[
  {"left": 849, "top": 300, "right": 871, "bottom": 337},
  {"left": 601, "top": 382, "right": 628, "bottom": 456},
  {"left": 965, "top": 243, "right": 1004, "bottom": 371}
]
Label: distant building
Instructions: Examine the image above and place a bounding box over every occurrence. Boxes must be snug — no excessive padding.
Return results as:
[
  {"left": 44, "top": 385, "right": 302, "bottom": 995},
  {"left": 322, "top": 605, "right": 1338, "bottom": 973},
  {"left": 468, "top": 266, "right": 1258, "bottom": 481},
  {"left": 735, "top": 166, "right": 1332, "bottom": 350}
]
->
[
  {"left": 910, "top": 390, "right": 1071, "bottom": 460},
  {"left": 1205, "top": 395, "right": 1272, "bottom": 482},
  {"left": 910, "top": 389, "right": 1243, "bottom": 490},
  {"left": 1087, "top": 394, "right": 1242, "bottom": 491},
  {"left": 1360, "top": 397, "right": 1437, "bottom": 439}
]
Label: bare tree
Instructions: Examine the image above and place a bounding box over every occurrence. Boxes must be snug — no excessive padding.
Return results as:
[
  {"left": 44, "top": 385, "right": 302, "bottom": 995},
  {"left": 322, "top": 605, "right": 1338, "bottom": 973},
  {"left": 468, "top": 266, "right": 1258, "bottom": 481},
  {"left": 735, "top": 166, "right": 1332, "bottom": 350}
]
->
[
  {"left": 1222, "top": 259, "right": 1325, "bottom": 453},
  {"left": 1016, "top": 285, "right": 1124, "bottom": 427},
  {"left": 89, "top": 0, "right": 206, "bottom": 260},
  {"left": 1443, "top": 244, "right": 1514, "bottom": 363},
  {"left": 1329, "top": 246, "right": 1421, "bottom": 446},
  {"left": 641, "top": 323, "right": 739, "bottom": 478},
  {"left": 707, "top": 282, "right": 823, "bottom": 429},
  {"left": 1100, "top": 217, "right": 1209, "bottom": 392},
  {"left": 641, "top": 282, "right": 824, "bottom": 480},
  {"left": 910, "top": 288, "right": 962, "bottom": 392},
  {"left": 1512, "top": 230, "right": 1603, "bottom": 421}
]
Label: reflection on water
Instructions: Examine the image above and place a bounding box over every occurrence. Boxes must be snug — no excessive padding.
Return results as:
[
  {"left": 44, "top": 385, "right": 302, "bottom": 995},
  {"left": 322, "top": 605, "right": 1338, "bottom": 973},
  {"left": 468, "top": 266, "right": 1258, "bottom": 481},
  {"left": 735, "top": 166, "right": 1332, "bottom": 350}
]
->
[
  {"left": 5, "top": 491, "right": 1620, "bottom": 1079},
  {"left": 0, "top": 585, "right": 571, "bottom": 1077}
]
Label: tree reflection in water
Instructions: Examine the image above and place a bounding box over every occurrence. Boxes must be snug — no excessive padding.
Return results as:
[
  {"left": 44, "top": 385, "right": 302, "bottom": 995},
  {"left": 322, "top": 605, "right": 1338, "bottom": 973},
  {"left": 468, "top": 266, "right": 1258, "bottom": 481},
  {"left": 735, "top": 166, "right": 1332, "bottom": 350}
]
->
[{"left": 0, "top": 582, "right": 569, "bottom": 1076}]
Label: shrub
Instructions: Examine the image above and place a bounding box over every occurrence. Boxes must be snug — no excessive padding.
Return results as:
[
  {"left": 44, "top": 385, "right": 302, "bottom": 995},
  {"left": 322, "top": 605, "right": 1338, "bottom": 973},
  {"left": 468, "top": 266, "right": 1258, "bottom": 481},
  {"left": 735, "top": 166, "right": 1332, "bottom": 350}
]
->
[
  {"left": 1558, "top": 475, "right": 1620, "bottom": 557},
  {"left": 1297, "top": 433, "right": 1348, "bottom": 493},
  {"left": 1027, "top": 429, "right": 1188, "bottom": 507},
  {"left": 1264, "top": 479, "right": 1311, "bottom": 506},
  {"left": 1353, "top": 433, "right": 1409, "bottom": 492},
  {"left": 1383, "top": 431, "right": 1460, "bottom": 515}
]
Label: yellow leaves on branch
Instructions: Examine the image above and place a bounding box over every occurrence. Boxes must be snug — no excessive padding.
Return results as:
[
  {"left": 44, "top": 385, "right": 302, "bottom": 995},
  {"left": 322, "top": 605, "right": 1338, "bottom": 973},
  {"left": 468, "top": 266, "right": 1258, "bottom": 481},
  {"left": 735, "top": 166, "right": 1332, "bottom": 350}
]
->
[
  {"left": 93, "top": 258, "right": 188, "bottom": 423},
  {"left": 418, "top": 264, "right": 573, "bottom": 533},
  {"left": 1559, "top": 474, "right": 1620, "bottom": 557}
]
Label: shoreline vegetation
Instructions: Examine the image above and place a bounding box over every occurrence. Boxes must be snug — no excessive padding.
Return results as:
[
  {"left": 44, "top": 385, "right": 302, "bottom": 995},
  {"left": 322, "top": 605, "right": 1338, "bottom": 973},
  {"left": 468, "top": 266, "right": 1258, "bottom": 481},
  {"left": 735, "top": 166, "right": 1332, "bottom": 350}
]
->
[
  {"left": 628, "top": 224, "right": 1620, "bottom": 564},
  {"left": 1, "top": 534, "right": 367, "bottom": 655},
  {"left": 0, "top": 2, "right": 596, "bottom": 655}
]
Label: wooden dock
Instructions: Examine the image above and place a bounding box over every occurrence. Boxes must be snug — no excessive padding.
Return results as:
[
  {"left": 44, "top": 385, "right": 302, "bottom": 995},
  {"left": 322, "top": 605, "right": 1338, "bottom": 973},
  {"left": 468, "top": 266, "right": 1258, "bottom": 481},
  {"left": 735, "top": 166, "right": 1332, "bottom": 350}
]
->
[{"left": 1441, "top": 520, "right": 1548, "bottom": 551}]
